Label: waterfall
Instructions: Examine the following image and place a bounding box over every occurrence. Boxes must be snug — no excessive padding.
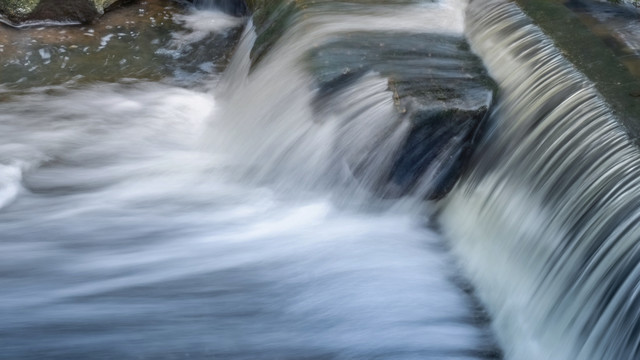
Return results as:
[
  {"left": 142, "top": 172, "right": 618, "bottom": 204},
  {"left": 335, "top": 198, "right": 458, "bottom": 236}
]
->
[
  {"left": 6, "top": 0, "right": 640, "bottom": 358},
  {"left": 207, "top": 0, "right": 491, "bottom": 202},
  {"left": 0, "top": 1, "right": 502, "bottom": 358},
  {"left": 192, "top": 0, "right": 248, "bottom": 16},
  {"left": 441, "top": 0, "right": 640, "bottom": 359}
]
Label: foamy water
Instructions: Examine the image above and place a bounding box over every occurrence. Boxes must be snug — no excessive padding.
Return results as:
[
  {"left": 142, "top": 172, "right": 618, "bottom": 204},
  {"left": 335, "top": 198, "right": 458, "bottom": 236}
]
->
[{"left": 0, "top": 2, "right": 499, "bottom": 359}]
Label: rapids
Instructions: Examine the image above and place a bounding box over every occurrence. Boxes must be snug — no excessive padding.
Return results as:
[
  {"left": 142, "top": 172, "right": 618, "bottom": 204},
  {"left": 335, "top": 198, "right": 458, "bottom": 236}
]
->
[
  {"left": 4, "top": 0, "right": 639, "bottom": 358},
  {"left": 0, "top": 1, "right": 500, "bottom": 359}
]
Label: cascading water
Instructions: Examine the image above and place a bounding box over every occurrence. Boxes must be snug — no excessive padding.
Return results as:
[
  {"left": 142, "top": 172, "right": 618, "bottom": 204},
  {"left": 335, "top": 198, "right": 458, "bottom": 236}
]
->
[
  {"left": 441, "top": 0, "right": 640, "bottom": 359},
  {"left": 6, "top": 0, "right": 637, "bottom": 357},
  {"left": 210, "top": 0, "right": 490, "bottom": 200},
  {"left": 0, "top": 1, "right": 500, "bottom": 359},
  {"left": 192, "top": 0, "right": 248, "bottom": 16}
]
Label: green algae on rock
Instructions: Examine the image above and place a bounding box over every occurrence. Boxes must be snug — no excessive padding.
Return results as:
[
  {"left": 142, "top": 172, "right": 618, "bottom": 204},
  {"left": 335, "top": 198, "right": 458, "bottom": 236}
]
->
[
  {"left": 0, "top": 0, "right": 243, "bottom": 90},
  {"left": 515, "top": 0, "right": 640, "bottom": 144},
  {"left": 0, "top": 0, "right": 123, "bottom": 24}
]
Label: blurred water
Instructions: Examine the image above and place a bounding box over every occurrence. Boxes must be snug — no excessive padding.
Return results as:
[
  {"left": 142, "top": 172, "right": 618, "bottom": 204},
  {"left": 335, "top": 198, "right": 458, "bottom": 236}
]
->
[
  {"left": 442, "top": 1, "right": 640, "bottom": 359},
  {"left": 0, "top": 81, "right": 497, "bottom": 359},
  {"left": 0, "top": 1, "right": 499, "bottom": 359}
]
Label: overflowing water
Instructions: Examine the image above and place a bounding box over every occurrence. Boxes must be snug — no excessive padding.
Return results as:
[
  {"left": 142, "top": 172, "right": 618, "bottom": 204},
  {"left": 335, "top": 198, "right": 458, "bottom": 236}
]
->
[
  {"left": 0, "top": 1, "right": 500, "bottom": 359},
  {"left": 442, "top": 1, "right": 640, "bottom": 359},
  {"left": 6, "top": 0, "right": 640, "bottom": 358}
]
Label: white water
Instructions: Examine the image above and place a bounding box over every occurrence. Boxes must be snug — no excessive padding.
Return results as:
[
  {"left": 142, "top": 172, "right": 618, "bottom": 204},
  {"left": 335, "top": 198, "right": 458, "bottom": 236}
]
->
[
  {"left": 442, "top": 1, "right": 640, "bottom": 359},
  {"left": 0, "top": 2, "right": 499, "bottom": 359},
  {"left": 208, "top": 0, "right": 469, "bottom": 199}
]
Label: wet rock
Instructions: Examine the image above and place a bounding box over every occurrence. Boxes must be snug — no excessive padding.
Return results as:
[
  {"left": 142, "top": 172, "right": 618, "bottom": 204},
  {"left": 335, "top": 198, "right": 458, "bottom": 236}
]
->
[
  {"left": 244, "top": 0, "right": 297, "bottom": 68},
  {"left": 309, "top": 33, "right": 495, "bottom": 199},
  {"left": 244, "top": 0, "right": 422, "bottom": 68},
  {"left": 0, "top": 0, "right": 243, "bottom": 90},
  {"left": 516, "top": 0, "right": 640, "bottom": 145},
  {"left": 0, "top": 0, "right": 123, "bottom": 24},
  {"left": 244, "top": 1, "right": 496, "bottom": 199}
]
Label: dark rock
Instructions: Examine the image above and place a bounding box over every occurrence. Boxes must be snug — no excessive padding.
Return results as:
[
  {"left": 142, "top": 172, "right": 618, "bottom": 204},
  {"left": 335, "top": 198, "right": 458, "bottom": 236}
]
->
[
  {"left": 246, "top": 0, "right": 298, "bottom": 68},
  {"left": 391, "top": 105, "right": 490, "bottom": 200},
  {"left": 0, "top": 0, "right": 123, "bottom": 24},
  {"left": 238, "top": 1, "right": 497, "bottom": 199},
  {"left": 309, "top": 33, "right": 495, "bottom": 199},
  {"left": 244, "top": 0, "right": 424, "bottom": 68}
]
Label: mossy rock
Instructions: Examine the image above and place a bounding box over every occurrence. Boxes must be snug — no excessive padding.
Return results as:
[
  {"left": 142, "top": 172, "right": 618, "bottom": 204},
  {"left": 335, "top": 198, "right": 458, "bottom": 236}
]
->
[
  {"left": 515, "top": 0, "right": 640, "bottom": 143},
  {"left": 0, "top": 0, "right": 123, "bottom": 24}
]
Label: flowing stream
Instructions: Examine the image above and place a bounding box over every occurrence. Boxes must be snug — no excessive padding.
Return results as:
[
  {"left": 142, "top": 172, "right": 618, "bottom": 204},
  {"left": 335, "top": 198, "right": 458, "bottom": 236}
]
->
[
  {"left": 4, "top": 0, "right": 639, "bottom": 358},
  {"left": 0, "top": 1, "right": 499, "bottom": 359},
  {"left": 443, "top": 1, "right": 640, "bottom": 359}
]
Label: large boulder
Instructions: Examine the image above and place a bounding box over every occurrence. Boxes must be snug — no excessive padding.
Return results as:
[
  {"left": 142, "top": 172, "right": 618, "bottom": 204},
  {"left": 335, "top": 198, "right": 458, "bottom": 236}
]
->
[{"left": 0, "top": 0, "right": 122, "bottom": 24}]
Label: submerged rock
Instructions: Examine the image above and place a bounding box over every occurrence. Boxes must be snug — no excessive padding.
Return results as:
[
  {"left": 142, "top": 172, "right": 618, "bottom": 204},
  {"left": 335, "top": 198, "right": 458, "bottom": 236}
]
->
[{"left": 0, "top": 0, "right": 123, "bottom": 24}]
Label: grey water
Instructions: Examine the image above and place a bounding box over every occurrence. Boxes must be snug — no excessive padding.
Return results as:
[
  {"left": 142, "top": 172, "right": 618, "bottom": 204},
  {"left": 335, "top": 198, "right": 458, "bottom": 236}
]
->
[{"left": 0, "top": 1, "right": 499, "bottom": 359}]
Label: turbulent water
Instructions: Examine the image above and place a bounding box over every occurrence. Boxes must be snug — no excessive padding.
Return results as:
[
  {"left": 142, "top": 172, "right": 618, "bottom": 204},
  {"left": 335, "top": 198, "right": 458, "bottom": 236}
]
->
[
  {"left": 0, "top": 1, "right": 500, "bottom": 359},
  {"left": 442, "top": 1, "right": 640, "bottom": 359},
  {"left": 5, "top": 0, "right": 639, "bottom": 358}
]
